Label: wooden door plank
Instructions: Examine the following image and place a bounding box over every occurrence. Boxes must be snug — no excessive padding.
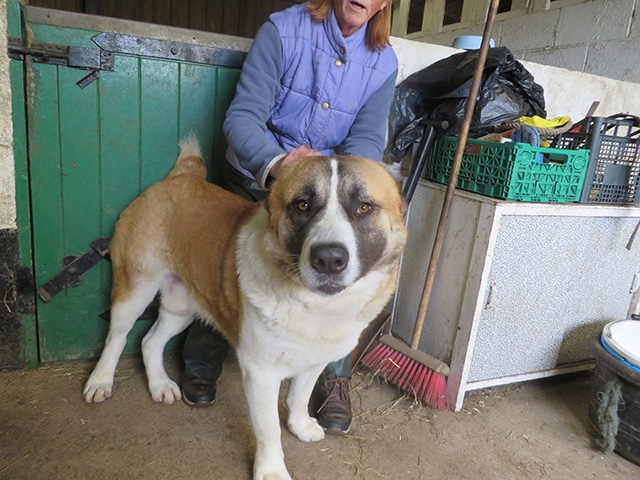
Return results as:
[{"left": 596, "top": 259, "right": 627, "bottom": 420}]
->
[
  {"left": 205, "top": 0, "right": 225, "bottom": 33},
  {"left": 27, "top": 62, "right": 65, "bottom": 289},
  {"left": 57, "top": 66, "right": 102, "bottom": 299},
  {"left": 211, "top": 68, "right": 240, "bottom": 185},
  {"left": 222, "top": 0, "right": 240, "bottom": 36},
  {"left": 238, "top": 0, "right": 256, "bottom": 38},
  {"left": 57, "top": 68, "right": 100, "bottom": 249},
  {"left": 37, "top": 65, "right": 107, "bottom": 363},
  {"left": 115, "top": 0, "right": 135, "bottom": 21},
  {"left": 96, "top": 53, "right": 142, "bottom": 299},
  {"left": 256, "top": 0, "right": 274, "bottom": 31},
  {"left": 178, "top": 62, "right": 217, "bottom": 178},
  {"left": 99, "top": 55, "right": 143, "bottom": 231},
  {"left": 171, "top": 0, "right": 190, "bottom": 28},
  {"left": 97, "top": 0, "right": 116, "bottom": 18},
  {"left": 39, "top": 295, "right": 154, "bottom": 361},
  {"left": 134, "top": 0, "right": 155, "bottom": 23},
  {"left": 29, "top": 22, "right": 98, "bottom": 47},
  {"left": 190, "top": 0, "right": 207, "bottom": 32},
  {"left": 155, "top": 0, "right": 172, "bottom": 26},
  {"left": 140, "top": 58, "right": 180, "bottom": 187}
]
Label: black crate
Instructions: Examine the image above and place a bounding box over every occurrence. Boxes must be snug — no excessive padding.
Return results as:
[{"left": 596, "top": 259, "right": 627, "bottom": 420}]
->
[{"left": 553, "top": 116, "right": 640, "bottom": 204}]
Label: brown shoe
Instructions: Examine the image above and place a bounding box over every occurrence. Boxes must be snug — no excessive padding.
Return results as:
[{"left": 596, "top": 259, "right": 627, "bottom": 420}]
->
[{"left": 309, "top": 371, "right": 352, "bottom": 434}]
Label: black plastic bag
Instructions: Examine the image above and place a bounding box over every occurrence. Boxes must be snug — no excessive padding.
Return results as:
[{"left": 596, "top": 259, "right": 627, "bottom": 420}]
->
[{"left": 386, "top": 47, "right": 547, "bottom": 162}]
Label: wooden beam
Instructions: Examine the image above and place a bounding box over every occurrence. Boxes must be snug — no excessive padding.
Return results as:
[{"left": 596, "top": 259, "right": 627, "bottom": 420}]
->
[{"left": 84, "top": 0, "right": 98, "bottom": 15}]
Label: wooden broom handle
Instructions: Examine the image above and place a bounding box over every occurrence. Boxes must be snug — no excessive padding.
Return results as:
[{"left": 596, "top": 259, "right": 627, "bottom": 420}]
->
[{"left": 410, "top": 0, "right": 501, "bottom": 350}]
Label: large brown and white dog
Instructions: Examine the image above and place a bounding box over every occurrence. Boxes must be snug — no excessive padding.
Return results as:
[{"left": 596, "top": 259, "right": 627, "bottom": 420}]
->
[{"left": 83, "top": 137, "right": 407, "bottom": 480}]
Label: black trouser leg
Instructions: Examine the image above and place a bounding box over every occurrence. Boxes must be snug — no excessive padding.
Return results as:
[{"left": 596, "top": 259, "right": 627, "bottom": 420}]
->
[
  {"left": 182, "top": 320, "right": 231, "bottom": 382},
  {"left": 325, "top": 355, "right": 352, "bottom": 379}
]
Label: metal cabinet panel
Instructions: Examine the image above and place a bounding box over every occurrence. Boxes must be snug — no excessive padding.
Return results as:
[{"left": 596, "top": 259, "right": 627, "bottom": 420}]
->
[{"left": 393, "top": 180, "right": 640, "bottom": 410}]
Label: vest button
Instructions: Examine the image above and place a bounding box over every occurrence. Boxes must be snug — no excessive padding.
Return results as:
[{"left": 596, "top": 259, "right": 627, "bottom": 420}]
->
[
  {"left": 335, "top": 59, "right": 343, "bottom": 67},
  {"left": 321, "top": 102, "right": 330, "bottom": 110},
  {"left": 340, "top": 47, "right": 345, "bottom": 54}
]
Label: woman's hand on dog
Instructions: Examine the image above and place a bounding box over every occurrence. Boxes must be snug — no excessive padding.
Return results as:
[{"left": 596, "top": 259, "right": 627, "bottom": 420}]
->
[{"left": 271, "top": 145, "right": 321, "bottom": 178}]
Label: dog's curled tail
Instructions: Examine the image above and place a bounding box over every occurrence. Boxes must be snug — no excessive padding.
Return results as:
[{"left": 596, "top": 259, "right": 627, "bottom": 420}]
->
[{"left": 168, "top": 133, "right": 207, "bottom": 179}]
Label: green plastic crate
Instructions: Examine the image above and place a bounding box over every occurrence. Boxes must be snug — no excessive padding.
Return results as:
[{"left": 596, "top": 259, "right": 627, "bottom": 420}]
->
[{"left": 426, "top": 136, "right": 591, "bottom": 202}]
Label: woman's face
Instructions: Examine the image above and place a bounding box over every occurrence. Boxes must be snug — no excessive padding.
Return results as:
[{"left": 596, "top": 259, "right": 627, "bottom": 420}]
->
[{"left": 333, "top": 0, "right": 389, "bottom": 38}]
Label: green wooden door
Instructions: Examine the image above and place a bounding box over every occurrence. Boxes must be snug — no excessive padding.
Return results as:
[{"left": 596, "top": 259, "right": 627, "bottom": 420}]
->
[{"left": 11, "top": 4, "right": 243, "bottom": 362}]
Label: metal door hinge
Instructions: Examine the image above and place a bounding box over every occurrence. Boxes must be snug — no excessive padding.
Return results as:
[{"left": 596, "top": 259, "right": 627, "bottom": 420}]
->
[
  {"left": 8, "top": 37, "right": 114, "bottom": 88},
  {"left": 37, "top": 237, "right": 111, "bottom": 302},
  {"left": 91, "top": 32, "right": 246, "bottom": 68}
]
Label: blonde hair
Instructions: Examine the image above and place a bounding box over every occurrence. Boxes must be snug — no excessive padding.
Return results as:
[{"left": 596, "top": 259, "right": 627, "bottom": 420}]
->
[{"left": 306, "top": 0, "right": 392, "bottom": 51}]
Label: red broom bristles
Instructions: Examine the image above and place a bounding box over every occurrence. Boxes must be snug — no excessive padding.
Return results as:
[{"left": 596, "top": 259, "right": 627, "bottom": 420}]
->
[{"left": 361, "top": 342, "right": 448, "bottom": 410}]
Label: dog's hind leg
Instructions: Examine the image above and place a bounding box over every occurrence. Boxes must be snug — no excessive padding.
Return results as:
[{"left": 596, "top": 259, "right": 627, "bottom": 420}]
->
[
  {"left": 286, "top": 367, "right": 326, "bottom": 443},
  {"left": 84, "top": 279, "right": 159, "bottom": 403},
  {"left": 142, "top": 276, "right": 194, "bottom": 404}
]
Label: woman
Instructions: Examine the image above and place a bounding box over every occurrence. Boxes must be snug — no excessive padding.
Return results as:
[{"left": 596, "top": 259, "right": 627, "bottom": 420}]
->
[{"left": 182, "top": 0, "right": 397, "bottom": 435}]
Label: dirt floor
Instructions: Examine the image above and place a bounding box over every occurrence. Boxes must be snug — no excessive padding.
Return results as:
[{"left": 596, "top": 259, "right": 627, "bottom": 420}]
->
[{"left": 1, "top": 353, "right": 638, "bottom": 480}]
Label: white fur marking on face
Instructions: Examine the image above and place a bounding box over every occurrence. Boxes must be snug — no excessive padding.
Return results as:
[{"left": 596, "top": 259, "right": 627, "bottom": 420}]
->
[{"left": 298, "top": 159, "right": 360, "bottom": 290}]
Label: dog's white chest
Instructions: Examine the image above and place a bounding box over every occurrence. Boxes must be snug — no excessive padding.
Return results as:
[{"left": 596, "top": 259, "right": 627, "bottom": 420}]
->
[{"left": 238, "top": 286, "right": 370, "bottom": 376}]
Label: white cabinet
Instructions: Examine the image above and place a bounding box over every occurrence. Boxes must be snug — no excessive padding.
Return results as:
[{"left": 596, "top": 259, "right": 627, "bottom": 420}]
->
[{"left": 392, "top": 180, "right": 640, "bottom": 410}]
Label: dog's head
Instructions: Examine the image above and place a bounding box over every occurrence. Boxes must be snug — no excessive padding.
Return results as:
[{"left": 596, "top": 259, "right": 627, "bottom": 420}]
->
[{"left": 264, "top": 155, "right": 407, "bottom": 296}]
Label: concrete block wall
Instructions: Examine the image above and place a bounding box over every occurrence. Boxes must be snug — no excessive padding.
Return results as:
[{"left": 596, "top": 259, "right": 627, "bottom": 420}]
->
[{"left": 414, "top": 0, "right": 640, "bottom": 85}]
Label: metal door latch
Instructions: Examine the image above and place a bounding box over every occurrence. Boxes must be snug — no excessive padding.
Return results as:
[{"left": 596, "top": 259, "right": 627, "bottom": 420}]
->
[
  {"left": 37, "top": 237, "right": 111, "bottom": 302},
  {"left": 8, "top": 38, "right": 114, "bottom": 88}
]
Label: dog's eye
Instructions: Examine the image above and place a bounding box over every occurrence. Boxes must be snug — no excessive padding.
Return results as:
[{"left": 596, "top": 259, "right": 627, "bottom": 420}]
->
[
  {"left": 296, "top": 200, "right": 309, "bottom": 212},
  {"left": 357, "top": 203, "right": 372, "bottom": 215}
]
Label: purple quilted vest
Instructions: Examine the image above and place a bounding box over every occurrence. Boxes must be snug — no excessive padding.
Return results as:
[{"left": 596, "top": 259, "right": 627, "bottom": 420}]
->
[{"left": 268, "top": 4, "right": 397, "bottom": 154}]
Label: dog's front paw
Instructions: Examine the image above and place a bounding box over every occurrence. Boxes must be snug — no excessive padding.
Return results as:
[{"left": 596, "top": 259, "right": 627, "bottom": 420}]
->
[
  {"left": 287, "top": 415, "right": 325, "bottom": 443},
  {"left": 256, "top": 474, "right": 292, "bottom": 480},
  {"left": 83, "top": 380, "right": 113, "bottom": 403},
  {"left": 254, "top": 460, "right": 292, "bottom": 480},
  {"left": 83, "top": 370, "right": 114, "bottom": 403},
  {"left": 149, "top": 378, "right": 181, "bottom": 404}
]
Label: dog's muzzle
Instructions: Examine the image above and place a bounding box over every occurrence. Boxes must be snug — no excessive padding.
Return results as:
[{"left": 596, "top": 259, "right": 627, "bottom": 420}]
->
[{"left": 310, "top": 243, "right": 349, "bottom": 295}]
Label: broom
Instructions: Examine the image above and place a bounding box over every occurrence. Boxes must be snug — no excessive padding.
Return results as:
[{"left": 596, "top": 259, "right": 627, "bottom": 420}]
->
[{"left": 361, "top": 0, "right": 501, "bottom": 410}]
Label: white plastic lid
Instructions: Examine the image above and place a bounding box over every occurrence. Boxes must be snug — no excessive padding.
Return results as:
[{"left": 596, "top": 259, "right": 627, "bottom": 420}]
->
[{"left": 602, "top": 320, "right": 640, "bottom": 367}]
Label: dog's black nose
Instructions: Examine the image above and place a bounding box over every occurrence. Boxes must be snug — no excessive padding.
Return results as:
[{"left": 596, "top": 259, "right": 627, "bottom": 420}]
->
[{"left": 310, "top": 244, "right": 349, "bottom": 275}]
